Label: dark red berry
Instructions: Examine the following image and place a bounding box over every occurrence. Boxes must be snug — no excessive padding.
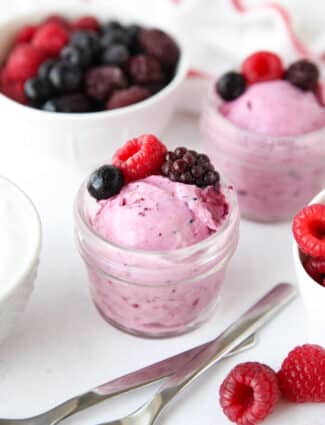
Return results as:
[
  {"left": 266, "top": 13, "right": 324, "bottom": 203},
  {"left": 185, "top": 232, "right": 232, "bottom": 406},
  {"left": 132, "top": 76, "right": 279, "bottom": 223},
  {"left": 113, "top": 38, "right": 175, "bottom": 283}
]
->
[
  {"left": 304, "top": 256, "right": 324, "bottom": 284},
  {"left": 161, "top": 147, "right": 220, "bottom": 188},
  {"left": 217, "top": 72, "right": 246, "bottom": 101},
  {"left": 85, "top": 66, "right": 127, "bottom": 101},
  {"left": 129, "top": 54, "right": 164, "bottom": 84},
  {"left": 106, "top": 86, "right": 150, "bottom": 110},
  {"left": 88, "top": 165, "right": 124, "bottom": 200},
  {"left": 138, "top": 28, "right": 180, "bottom": 68},
  {"left": 285, "top": 59, "right": 319, "bottom": 91},
  {"left": 242, "top": 51, "right": 284, "bottom": 84}
]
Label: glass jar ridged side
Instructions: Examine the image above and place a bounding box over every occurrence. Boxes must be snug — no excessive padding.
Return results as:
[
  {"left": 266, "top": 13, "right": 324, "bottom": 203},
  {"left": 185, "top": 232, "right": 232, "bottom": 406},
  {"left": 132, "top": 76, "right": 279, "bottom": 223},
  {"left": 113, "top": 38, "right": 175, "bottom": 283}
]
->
[
  {"left": 74, "top": 180, "right": 240, "bottom": 338},
  {"left": 201, "top": 92, "right": 325, "bottom": 222}
]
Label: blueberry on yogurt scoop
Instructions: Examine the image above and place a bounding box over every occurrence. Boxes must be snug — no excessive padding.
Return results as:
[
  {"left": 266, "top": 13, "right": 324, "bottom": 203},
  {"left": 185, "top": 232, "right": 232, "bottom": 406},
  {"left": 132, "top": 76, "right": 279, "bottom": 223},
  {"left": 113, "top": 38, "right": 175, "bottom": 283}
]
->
[
  {"left": 88, "top": 165, "right": 125, "bottom": 200},
  {"left": 216, "top": 71, "right": 246, "bottom": 101}
]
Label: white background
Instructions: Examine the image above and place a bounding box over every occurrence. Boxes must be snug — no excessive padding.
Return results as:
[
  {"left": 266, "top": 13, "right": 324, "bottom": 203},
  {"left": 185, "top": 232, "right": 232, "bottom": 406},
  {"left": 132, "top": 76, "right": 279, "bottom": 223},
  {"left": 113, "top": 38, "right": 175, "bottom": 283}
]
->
[{"left": 1, "top": 1, "right": 325, "bottom": 424}]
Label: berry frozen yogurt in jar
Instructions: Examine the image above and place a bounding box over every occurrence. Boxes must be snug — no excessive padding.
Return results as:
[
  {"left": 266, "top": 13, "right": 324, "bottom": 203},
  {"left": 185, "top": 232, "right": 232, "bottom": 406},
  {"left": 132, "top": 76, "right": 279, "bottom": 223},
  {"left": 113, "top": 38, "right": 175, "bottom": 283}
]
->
[
  {"left": 201, "top": 51, "right": 325, "bottom": 222},
  {"left": 74, "top": 135, "right": 239, "bottom": 337}
]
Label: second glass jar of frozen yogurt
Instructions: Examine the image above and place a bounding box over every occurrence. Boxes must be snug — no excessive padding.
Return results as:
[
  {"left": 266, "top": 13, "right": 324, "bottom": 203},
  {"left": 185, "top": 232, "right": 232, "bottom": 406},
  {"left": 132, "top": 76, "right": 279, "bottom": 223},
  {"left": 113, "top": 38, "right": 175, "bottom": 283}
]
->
[
  {"left": 201, "top": 52, "right": 325, "bottom": 222},
  {"left": 74, "top": 137, "right": 240, "bottom": 338}
]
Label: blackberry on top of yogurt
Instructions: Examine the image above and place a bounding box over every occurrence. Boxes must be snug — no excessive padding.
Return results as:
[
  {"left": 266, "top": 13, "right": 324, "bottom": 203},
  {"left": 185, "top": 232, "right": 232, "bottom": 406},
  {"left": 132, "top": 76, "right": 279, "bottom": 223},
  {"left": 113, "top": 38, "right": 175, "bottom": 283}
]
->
[{"left": 0, "top": 14, "right": 180, "bottom": 112}]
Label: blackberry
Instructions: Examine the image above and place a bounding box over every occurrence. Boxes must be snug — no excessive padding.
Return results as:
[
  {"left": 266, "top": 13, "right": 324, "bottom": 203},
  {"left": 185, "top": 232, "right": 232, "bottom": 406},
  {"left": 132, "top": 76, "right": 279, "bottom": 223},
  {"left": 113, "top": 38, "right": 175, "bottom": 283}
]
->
[
  {"left": 129, "top": 54, "right": 164, "bottom": 84},
  {"left": 87, "top": 165, "right": 124, "bottom": 200},
  {"left": 85, "top": 66, "right": 127, "bottom": 101},
  {"left": 217, "top": 72, "right": 246, "bottom": 101},
  {"left": 161, "top": 148, "right": 220, "bottom": 188},
  {"left": 106, "top": 86, "right": 150, "bottom": 110},
  {"left": 285, "top": 59, "right": 319, "bottom": 91}
]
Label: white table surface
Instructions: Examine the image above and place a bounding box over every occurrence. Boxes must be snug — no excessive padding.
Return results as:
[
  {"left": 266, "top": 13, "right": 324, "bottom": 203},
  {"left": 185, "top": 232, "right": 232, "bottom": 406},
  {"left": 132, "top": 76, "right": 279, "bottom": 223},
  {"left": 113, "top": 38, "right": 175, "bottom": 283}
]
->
[{"left": 0, "top": 112, "right": 323, "bottom": 425}]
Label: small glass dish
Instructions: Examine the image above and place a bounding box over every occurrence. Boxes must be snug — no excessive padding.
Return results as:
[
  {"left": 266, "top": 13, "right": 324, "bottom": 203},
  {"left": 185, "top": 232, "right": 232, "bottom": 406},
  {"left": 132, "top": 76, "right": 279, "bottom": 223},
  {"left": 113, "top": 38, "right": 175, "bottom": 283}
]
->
[
  {"left": 74, "top": 178, "right": 240, "bottom": 338},
  {"left": 201, "top": 89, "right": 325, "bottom": 222}
]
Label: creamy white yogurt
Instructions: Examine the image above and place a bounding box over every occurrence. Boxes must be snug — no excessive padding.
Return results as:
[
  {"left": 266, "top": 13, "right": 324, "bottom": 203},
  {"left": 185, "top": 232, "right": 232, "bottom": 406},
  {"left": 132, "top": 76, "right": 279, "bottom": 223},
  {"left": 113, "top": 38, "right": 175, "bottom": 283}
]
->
[{"left": 0, "top": 177, "right": 41, "bottom": 298}]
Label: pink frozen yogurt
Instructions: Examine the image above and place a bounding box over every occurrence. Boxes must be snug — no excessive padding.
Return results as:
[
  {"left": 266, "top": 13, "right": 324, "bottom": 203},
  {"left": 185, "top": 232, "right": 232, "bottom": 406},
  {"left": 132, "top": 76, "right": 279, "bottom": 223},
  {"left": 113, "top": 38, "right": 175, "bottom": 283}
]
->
[
  {"left": 76, "top": 174, "right": 240, "bottom": 337},
  {"left": 220, "top": 80, "right": 325, "bottom": 137},
  {"left": 201, "top": 79, "right": 325, "bottom": 222},
  {"left": 90, "top": 175, "right": 229, "bottom": 250}
]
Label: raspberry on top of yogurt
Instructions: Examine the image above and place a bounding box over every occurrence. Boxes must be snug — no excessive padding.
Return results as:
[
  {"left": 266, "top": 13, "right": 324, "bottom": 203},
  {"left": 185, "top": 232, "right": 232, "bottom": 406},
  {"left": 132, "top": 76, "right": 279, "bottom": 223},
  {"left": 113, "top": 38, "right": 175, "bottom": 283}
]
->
[
  {"left": 86, "top": 135, "right": 229, "bottom": 250},
  {"left": 216, "top": 52, "right": 325, "bottom": 137}
]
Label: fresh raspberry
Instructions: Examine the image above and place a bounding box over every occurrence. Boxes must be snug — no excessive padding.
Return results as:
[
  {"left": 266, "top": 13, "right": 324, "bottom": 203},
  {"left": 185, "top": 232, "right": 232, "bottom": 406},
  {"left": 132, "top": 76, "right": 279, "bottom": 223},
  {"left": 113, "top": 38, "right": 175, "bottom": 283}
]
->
[
  {"left": 278, "top": 344, "right": 325, "bottom": 402},
  {"left": 15, "top": 25, "right": 38, "bottom": 44},
  {"left": 106, "top": 86, "right": 150, "bottom": 110},
  {"left": 32, "top": 22, "right": 70, "bottom": 57},
  {"left": 293, "top": 204, "right": 325, "bottom": 258},
  {"left": 72, "top": 16, "right": 100, "bottom": 33},
  {"left": 1, "top": 69, "right": 27, "bottom": 104},
  {"left": 42, "top": 15, "right": 70, "bottom": 30},
  {"left": 139, "top": 28, "right": 180, "bottom": 68},
  {"left": 129, "top": 54, "right": 164, "bottom": 85},
  {"left": 242, "top": 51, "right": 284, "bottom": 84},
  {"left": 6, "top": 44, "right": 45, "bottom": 81},
  {"left": 220, "top": 362, "right": 280, "bottom": 425},
  {"left": 112, "top": 134, "right": 167, "bottom": 182}
]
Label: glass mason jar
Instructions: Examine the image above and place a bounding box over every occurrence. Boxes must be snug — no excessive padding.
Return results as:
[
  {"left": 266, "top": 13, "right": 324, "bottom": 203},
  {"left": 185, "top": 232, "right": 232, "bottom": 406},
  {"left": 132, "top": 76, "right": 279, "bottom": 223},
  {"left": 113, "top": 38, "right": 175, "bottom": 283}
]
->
[
  {"left": 74, "top": 180, "right": 240, "bottom": 338},
  {"left": 201, "top": 91, "right": 325, "bottom": 222}
]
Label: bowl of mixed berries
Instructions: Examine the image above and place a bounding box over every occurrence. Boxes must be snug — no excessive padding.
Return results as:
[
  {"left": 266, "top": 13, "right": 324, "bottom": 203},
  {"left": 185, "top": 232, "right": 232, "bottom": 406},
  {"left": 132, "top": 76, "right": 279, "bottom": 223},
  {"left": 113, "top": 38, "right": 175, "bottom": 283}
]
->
[
  {"left": 293, "top": 189, "right": 325, "bottom": 343},
  {"left": 0, "top": 9, "right": 187, "bottom": 170}
]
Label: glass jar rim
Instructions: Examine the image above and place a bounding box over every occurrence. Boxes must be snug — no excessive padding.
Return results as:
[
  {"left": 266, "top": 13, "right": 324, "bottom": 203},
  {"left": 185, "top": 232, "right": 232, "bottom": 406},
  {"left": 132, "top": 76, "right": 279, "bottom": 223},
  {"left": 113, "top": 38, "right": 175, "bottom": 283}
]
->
[
  {"left": 74, "top": 174, "right": 238, "bottom": 259},
  {"left": 208, "top": 82, "right": 325, "bottom": 142}
]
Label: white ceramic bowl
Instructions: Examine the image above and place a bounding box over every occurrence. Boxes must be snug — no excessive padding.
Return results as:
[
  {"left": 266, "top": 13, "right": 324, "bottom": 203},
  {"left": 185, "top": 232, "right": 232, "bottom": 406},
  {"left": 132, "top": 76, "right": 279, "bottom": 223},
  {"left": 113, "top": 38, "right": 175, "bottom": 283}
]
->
[
  {"left": 293, "top": 189, "right": 325, "bottom": 344},
  {"left": 0, "top": 176, "right": 41, "bottom": 344},
  {"left": 0, "top": 8, "right": 188, "bottom": 174}
]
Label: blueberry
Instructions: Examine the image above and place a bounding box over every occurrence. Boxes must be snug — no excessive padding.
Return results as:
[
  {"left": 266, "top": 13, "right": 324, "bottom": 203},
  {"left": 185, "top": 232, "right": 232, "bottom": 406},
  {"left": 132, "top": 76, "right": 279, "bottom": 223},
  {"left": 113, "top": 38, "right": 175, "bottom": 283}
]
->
[
  {"left": 43, "top": 93, "right": 92, "bottom": 113},
  {"left": 100, "top": 28, "right": 131, "bottom": 48},
  {"left": 87, "top": 165, "right": 124, "bottom": 200},
  {"left": 61, "top": 45, "right": 93, "bottom": 68},
  {"left": 24, "top": 77, "right": 53, "bottom": 102},
  {"left": 38, "top": 59, "right": 57, "bottom": 81},
  {"left": 101, "top": 43, "right": 130, "bottom": 66},
  {"left": 102, "top": 20, "right": 123, "bottom": 33},
  {"left": 49, "top": 62, "right": 83, "bottom": 92},
  {"left": 70, "top": 30, "right": 100, "bottom": 55},
  {"left": 216, "top": 72, "right": 246, "bottom": 101},
  {"left": 285, "top": 59, "right": 319, "bottom": 91}
]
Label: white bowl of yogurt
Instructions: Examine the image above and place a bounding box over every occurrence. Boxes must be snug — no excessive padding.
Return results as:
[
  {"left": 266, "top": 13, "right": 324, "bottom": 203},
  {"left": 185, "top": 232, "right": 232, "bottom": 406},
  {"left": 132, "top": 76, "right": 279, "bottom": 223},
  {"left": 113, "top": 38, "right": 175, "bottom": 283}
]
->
[{"left": 0, "top": 176, "right": 41, "bottom": 344}]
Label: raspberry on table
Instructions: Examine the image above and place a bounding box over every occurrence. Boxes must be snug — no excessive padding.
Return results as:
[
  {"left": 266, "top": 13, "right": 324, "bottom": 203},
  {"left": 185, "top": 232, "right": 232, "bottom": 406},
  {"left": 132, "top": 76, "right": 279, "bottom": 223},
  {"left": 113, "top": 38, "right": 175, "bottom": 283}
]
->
[
  {"left": 285, "top": 59, "right": 319, "bottom": 91},
  {"left": 85, "top": 66, "right": 127, "bottom": 102},
  {"left": 278, "top": 344, "right": 325, "bottom": 402},
  {"left": 106, "top": 86, "right": 150, "bottom": 110},
  {"left": 241, "top": 51, "right": 284, "bottom": 84},
  {"left": 113, "top": 134, "right": 167, "bottom": 182},
  {"left": 15, "top": 25, "right": 38, "bottom": 44},
  {"left": 32, "top": 22, "right": 70, "bottom": 57},
  {"left": 6, "top": 44, "right": 46, "bottom": 81},
  {"left": 139, "top": 28, "right": 180, "bottom": 68},
  {"left": 293, "top": 204, "right": 325, "bottom": 258},
  {"left": 129, "top": 54, "right": 164, "bottom": 84},
  {"left": 220, "top": 362, "right": 280, "bottom": 425},
  {"left": 72, "top": 16, "right": 100, "bottom": 33},
  {"left": 303, "top": 256, "right": 324, "bottom": 284}
]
